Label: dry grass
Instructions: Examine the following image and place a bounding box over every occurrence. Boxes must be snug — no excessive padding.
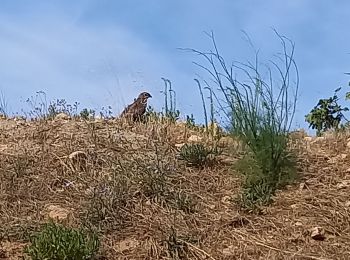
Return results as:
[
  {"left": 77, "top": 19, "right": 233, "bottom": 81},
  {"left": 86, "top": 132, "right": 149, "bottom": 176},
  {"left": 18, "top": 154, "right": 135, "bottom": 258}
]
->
[{"left": 0, "top": 116, "right": 349, "bottom": 259}]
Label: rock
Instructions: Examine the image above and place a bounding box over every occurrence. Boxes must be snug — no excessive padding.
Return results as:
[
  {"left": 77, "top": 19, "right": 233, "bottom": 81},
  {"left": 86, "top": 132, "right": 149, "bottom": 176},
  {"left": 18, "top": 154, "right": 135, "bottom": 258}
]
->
[
  {"left": 187, "top": 135, "right": 202, "bottom": 143},
  {"left": 341, "top": 154, "right": 348, "bottom": 160},
  {"left": 55, "top": 113, "right": 70, "bottom": 120},
  {"left": 311, "top": 136, "right": 325, "bottom": 143},
  {"left": 303, "top": 136, "right": 313, "bottom": 142},
  {"left": 47, "top": 205, "right": 70, "bottom": 221},
  {"left": 309, "top": 227, "right": 325, "bottom": 241},
  {"left": 114, "top": 238, "right": 139, "bottom": 253},
  {"left": 345, "top": 201, "right": 350, "bottom": 207},
  {"left": 217, "top": 155, "right": 237, "bottom": 165},
  {"left": 295, "top": 221, "right": 303, "bottom": 226},
  {"left": 218, "top": 136, "right": 235, "bottom": 148},
  {"left": 347, "top": 141, "right": 350, "bottom": 149}
]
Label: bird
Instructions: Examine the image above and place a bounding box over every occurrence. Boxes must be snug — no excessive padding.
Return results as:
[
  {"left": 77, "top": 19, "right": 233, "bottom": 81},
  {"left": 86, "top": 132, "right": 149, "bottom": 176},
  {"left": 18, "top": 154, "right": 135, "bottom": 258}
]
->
[{"left": 120, "top": 91, "right": 152, "bottom": 121}]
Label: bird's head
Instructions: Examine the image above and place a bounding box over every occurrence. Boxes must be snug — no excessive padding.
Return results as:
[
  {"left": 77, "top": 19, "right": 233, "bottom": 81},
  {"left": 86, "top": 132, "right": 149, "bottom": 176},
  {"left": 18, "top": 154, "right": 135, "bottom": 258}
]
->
[{"left": 138, "top": 92, "right": 152, "bottom": 103}]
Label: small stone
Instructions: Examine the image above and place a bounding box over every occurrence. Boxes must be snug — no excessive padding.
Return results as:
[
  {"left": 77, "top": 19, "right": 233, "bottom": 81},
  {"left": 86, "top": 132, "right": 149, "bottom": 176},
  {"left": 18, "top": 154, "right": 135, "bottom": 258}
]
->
[
  {"left": 290, "top": 204, "right": 298, "bottom": 209},
  {"left": 341, "top": 154, "right": 347, "bottom": 160},
  {"left": 218, "top": 136, "right": 235, "bottom": 148},
  {"left": 295, "top": 221, "right": 303, "bottom": 226},
  {"left": 217, "top": 155, "right": 237, "bottom": 165},
  {"left": 47, "top": 205, "right": 70, "bottom": 221},
  {"left": 114, "top": 238, "right": 139, "bottom": 253},
  {"left": 55, "top": 112, "right": 70, "bottom": 120},
  {"left": 311, "top": 136, "right": 325, "bottom": 144},
  {"left": 304, "top": 136, "right": 313, "bottom": 142},
  {"left": 187, "top": 135, "right": 202, "bottom": 143},
  {"left": 347, "top": 141, "right": 350, "bottom": 149},
  {"left": 345, "top": 201, "right": 350, "bottom": 207},
  {"left": 309, "top": 227, "right": 325, "bottom": 241}
]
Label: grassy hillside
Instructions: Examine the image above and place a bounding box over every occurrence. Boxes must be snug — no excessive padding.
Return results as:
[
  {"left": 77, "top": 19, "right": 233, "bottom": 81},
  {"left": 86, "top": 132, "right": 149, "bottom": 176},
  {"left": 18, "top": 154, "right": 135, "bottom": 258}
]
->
[{"left": 0, "top": 114, "right": 349, "bottom": 259}]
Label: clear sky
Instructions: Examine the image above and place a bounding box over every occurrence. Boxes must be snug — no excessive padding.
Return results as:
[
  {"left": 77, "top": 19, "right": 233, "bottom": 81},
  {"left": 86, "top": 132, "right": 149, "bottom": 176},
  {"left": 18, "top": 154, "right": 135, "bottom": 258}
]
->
[{"left": 0, "top": 0, "right": 349, "bottom": 130}]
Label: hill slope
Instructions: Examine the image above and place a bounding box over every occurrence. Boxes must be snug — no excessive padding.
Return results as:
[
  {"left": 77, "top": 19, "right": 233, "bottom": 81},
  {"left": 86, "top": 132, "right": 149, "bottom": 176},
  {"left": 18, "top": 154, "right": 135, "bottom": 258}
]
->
[{"left": 0, "top": 116, "right": 349, "bottom": 259}]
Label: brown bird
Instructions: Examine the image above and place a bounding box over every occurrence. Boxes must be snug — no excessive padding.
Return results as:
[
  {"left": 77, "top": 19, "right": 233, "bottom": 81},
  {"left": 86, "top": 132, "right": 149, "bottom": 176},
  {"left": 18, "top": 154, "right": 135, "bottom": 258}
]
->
[{"left": 120, "top": 91, "right": 152, "bottom": 121}]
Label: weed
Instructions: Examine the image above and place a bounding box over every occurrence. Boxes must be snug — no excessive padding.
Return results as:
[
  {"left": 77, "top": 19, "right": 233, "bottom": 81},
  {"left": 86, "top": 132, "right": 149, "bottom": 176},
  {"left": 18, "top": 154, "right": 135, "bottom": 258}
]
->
[
  {"left": 184, "top": 30, "right": 299, "bottom": 208},
  {"left": 185, "top": 114, "right": 196, "bottom": 128},
  {"left": 82, "top": 171, "right": 134, "bottom": 232},
  {"left": 23, "top": 91, "right": 80, "bottom": 120},
  {"left": 80, "top": 108, "right": 96, "bottom": 120},
  {"left": 25, "top": 221, "right": 100, "bottom": 260},
  {"left": 179, "top": 143, "right": 218, "bottom": 168},
  {"left": 99, "top": 106, "right": 113, "bottom": 119},
  {"left": 305, "top": 87, "right": 348, "bottom": 136}
]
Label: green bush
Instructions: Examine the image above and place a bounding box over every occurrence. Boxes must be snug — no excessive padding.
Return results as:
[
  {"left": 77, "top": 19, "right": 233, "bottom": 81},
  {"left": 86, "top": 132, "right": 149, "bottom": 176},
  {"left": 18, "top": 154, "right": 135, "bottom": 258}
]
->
[
  {"left": 25, "top": 221, "right": 100, "bottom": 260},
  {"left": 185, "top": 30, "right": 299, "bottom": 209},
  {"left": 179, "top": 143, "right": 218, "bottom": 167},
  {"left": 305, "top": 87, "right": 349, "bottom": 136}
]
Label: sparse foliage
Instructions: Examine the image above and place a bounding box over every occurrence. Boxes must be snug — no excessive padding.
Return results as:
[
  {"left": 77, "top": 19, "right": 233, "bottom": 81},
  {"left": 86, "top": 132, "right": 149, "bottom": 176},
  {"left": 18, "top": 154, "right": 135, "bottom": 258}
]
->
[
  {"left": 184, "top": 30, "right": 299, "bottom": 209},
  {"left": 305, "top": 87, "right": 348, "bottom": 136},
  {"left": 25, "top": 221, "right": 100, "bottom": 260},
  {"left": 179, "top": 143, "right": 219, "bottom": 168},
  {"left": 80, "top": 108, "right": 96, "bottom": 120}
]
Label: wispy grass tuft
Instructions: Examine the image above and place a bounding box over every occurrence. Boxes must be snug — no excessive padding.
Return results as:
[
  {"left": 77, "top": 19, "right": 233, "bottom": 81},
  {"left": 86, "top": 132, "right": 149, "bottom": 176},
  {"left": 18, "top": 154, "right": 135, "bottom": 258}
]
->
[{"left": 183, "top": 30, "right": 299, "bottom": 210}]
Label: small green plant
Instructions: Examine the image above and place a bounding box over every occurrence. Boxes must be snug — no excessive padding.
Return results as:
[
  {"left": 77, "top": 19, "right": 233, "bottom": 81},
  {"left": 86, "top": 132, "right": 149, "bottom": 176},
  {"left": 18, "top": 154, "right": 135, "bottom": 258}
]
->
[
  {"left": 305, "top": 87, "right": 349, "bottom": 136},
  {"left": 185, "top": 114, "right": 196, "bottom": 128},
  {"left": 99, "top": 106, "right": 113, "bottom": 119},
  {"left": 161, "top": 78, "right": 180, "bottom": 122},
  {"left": 23, "top": 91, "right": 80, "bottom": 120},
  {"left": 184, "top": 30, "right": 299, "bottom": 210},
  {"left": 179, "top": 143, "right": 218, "bottom": 167},
  {"left": 47, "top": 99, "right": 79, "bottom": 118},
  {"left": 80, "top": 108, "right": 96, "bottom": 120},
  {"left": 25, "top": 221, "right": 100, "bottom": 260},
  {"left": 235, "top": 149, "right": 296, "bottom": 211}
]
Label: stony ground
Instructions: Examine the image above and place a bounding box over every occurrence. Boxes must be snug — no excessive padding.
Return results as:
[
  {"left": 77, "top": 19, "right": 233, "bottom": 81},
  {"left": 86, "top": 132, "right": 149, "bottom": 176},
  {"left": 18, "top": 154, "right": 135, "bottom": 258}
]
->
[{"left": 0, "top": 115, "right": 349, "bottom": 259}]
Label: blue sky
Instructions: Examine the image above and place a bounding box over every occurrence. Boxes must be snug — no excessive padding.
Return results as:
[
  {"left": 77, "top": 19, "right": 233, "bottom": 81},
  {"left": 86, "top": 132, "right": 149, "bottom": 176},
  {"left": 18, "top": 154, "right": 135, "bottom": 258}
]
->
[{"left": 0, "top": 0, "right": 349, "bottom": 130}]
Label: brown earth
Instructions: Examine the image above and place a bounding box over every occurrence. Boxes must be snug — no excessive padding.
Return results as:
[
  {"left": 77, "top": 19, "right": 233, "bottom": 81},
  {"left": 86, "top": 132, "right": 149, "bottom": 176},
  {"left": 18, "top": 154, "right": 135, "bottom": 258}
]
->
[{"left": 0, "top": 116, "right": 349, "bottom": 259}]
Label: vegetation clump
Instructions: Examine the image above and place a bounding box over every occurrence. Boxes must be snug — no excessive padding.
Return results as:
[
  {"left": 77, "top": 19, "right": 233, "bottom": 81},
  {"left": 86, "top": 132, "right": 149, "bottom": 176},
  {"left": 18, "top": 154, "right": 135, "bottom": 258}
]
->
[
  {"left": 185, "top": 30, "right": 299, "bottom": 210},
  {"left": 25, "top": 221, "right": 100, "bottom": 260}
]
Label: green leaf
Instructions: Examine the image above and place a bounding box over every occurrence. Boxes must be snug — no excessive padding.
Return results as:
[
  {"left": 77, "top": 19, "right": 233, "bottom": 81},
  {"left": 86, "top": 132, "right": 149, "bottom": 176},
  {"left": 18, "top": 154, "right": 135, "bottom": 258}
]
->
[{"left": 346, "top": 92, "right": 350, "bottom": 100}]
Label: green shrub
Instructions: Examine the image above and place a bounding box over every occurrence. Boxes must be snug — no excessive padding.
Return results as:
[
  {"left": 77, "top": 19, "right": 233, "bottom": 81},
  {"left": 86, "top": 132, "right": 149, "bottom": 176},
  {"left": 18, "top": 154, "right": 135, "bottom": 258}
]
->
[
  {"left": 80, "top": 108, "right": 96, "bottom": 120},
  {"left": 185, "top": 30, "right": 299, "bottom": 209},
  {"left": 25, "top": 221, "right": 100, "bottom": 260},
  {"left": 305, "top": 87, "right": 348, "bottom": 136},
  {"left": 179, "top": 143, "right": 218, "bottom": 167}
]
